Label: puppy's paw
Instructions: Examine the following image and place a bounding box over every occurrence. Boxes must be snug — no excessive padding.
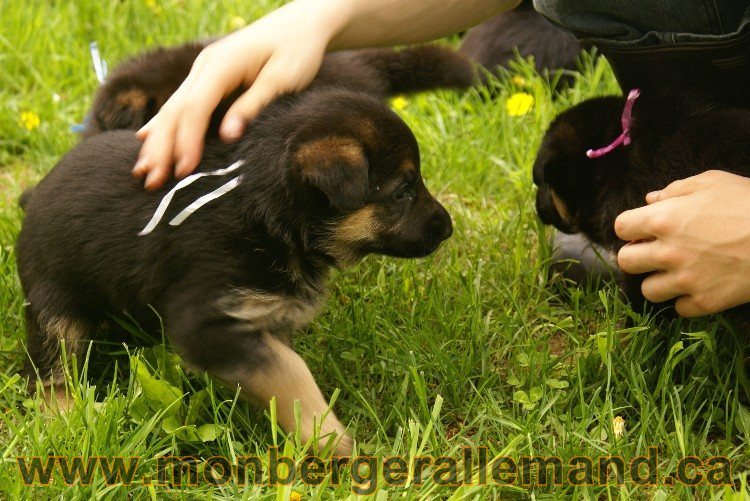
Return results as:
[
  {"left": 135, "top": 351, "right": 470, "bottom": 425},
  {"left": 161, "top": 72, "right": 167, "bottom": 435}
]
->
[{"left": 39, "top": 384, "right": 74, "bottom": 414}]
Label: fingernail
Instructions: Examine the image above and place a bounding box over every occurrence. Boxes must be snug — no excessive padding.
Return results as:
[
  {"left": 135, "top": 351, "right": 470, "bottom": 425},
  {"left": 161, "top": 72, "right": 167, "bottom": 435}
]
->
[
  {"left": 646, "top": 191, "right": 660, "bottom": 203},
  {"left": 175, "top": 159, "right": 189, "bottom": 178},
  {"left": 144, "top": 171, "right": 159, "bottom": 189},
  {"left": 132, "top": 158, "right": 147, "bottom": 176},
  {"left": 221, "top": 116, "right": 244, "bottom": 140}
]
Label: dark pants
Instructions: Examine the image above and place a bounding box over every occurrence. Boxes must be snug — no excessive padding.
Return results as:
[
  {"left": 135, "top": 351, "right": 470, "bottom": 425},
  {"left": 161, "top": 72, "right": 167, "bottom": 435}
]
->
[{"left": 534, "top": 0, "right": 750, "bottom": 106}]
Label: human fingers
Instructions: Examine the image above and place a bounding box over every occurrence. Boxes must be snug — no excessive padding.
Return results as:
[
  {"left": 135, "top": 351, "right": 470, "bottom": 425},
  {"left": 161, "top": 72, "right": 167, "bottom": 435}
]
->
[
  {"left": 615, "top": 196, "right": 691, "bottom": 241},
  {"left": 674, "top": 295, "right": 715, "bottom": 318},
  {"left": 616, "top": 239, "right": 665, "bottom": 274},
  {"left": 134, "top": 50, "right": 249, "bottom": 182},
  {"left": 218, "top": 65, "right": 282, "bottom": 141},
  {"left": 645, "top": 170, "right": 731, "bottom": 203},
  {"left": 132, "top": 114, "right": 177, "bottom": 190},
  {"left": 640, "top": 270, "right": 688, "bottom": 304},
  {"left": 614, "top": 206, "right": 657, "bottom": 241},
  {"left": 219, "top": 49, "right": 324, "bottom": 140}
]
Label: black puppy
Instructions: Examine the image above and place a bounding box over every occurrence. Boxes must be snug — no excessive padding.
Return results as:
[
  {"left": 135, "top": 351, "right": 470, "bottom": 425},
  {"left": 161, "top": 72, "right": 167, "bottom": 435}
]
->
[
  {"left": 85, "top": 41, "right": 476, "bottom": 136},
  {"left": 459, "top": 0, "right": 581, "bottom": 78},
  {"left": 17, "top": 44, "right": 465, "bottom": 454},
  {"left": 533, "top": 89, "right": 750, "bottom": 310}
]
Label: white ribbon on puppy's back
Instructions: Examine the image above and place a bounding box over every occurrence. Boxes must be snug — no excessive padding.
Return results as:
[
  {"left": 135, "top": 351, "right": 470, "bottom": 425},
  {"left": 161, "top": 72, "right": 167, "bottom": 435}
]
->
[
  {"left": 168, "top": 175, "right": 243, "bottom": 227},
  {"left": 138, "top": 160, "right": 245, "bottom": 236}
]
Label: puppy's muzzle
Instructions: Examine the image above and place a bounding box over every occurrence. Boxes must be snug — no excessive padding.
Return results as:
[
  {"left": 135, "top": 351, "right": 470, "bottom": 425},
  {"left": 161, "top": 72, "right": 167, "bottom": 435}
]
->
[
  {"left": 414, "top": 202, "right": 453, "bottom": 256},
  {"left": 535, "top": 186, "right": 576, "bottom": 234},
  {"left": 427, "top": 203, "right": 453, "bottom": 244}
]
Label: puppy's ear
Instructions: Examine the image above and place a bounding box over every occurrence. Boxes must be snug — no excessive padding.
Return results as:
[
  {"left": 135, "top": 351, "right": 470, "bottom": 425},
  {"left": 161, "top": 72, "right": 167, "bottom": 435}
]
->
[{"left": 292, "top": 136, "right": 369, "bottom": 211}]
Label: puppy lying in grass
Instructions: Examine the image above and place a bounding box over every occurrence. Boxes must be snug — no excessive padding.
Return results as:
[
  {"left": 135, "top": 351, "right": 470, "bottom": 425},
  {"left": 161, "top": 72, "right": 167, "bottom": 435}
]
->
[
  {"left": 533, "top": 89, "right": 750, "bottom": 313},
  {"left": 16, "top": 42, "right": 470, "bottom": 455}
]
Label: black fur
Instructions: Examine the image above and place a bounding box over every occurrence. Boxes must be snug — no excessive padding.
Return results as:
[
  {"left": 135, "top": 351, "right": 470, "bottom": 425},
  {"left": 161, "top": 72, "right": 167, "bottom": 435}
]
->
[
  {"left": 84, "top": 41, "right": 476, "bottom": 137},
  {"left": 459, "top": 0, "right": 581, "bottom": 78},
  {"left": 533, "top": 90, "right": 750, "bottom": 312},
  {"left": 17, "top": 43, "right": 461, "bottom": 453}
]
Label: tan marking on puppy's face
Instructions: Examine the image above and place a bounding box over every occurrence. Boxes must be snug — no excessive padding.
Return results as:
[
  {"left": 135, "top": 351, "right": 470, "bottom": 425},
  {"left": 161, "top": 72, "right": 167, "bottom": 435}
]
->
[
  {"left": 323, "top": 206, "right": 378, "bottom": 267},
  {"left": 294, "top": 137, "right": 364, "bottom": 173},
  {"left": 115, "top": 89, "right": 148, "bottom": 109},
  {"left": 550, "top": 190, "right": 574, "bottom": 226},
  {"left": 400, "top": 160, "right": 416, "bottom": 173}
]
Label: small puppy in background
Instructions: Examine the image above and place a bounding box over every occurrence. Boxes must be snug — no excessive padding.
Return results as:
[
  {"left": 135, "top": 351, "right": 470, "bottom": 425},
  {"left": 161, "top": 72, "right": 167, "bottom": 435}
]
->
[
  {"left": 533, "top": 89, "right": 750, "bottom": 312},
  {"left": 85, "top": 41, "right": 476, "bottom": 136},
  {"left": 17, "top": 42, "right": 470, "bottom": 454},
  {"left": 459, "top": 0, "right": 581, "bottom": 80}
]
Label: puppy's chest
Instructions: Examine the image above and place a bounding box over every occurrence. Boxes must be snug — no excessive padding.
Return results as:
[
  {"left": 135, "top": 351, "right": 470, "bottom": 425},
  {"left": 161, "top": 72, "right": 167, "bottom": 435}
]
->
[{"left": 218, "top": 289, "right": 325, "bottom": 332}]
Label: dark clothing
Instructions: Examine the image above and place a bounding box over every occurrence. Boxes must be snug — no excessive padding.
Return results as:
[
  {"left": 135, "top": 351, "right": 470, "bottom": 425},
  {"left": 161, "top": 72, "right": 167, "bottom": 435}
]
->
[
  {"left": 533, "top": 0, "right": 750, "bottom": 106},
  {"left": 533, "top": 0, "right": 750, "bottom": 46}
]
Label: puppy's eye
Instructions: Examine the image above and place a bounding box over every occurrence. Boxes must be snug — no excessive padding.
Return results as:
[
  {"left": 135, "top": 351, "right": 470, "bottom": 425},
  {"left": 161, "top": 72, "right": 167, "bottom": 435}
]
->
[{"left": 392, "top": 183, "right": 412, "bottom": 201}]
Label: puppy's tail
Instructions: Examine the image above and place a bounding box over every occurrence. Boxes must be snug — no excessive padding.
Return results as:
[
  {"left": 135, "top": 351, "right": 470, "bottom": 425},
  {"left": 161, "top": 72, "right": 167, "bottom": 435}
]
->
[
  {"left": 319, "top": 44, "right": 478, "bottom": 98},
  {"left": 359, "top": 45, "right": 478, "bottom": 95}
]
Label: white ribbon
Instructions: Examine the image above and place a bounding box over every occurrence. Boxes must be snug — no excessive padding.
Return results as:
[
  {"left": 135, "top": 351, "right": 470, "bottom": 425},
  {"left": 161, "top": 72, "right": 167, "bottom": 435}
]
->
[
  {"left": 168, "top": 175, "right": 243, "bottom": 227},
  {"left": 90, "top": 42, "right": 108, "bottom": 84},
  {"left": 138, "top": 160, "right": 245, "bottom": 236}
]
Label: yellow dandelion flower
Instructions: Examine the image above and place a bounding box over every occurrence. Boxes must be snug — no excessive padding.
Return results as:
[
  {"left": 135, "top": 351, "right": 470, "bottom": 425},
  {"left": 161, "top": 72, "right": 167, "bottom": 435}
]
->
[
  {"left": 289, "top": 492, "right": 302, "bottom": 501},
  {"left": 390, "top": 95, "right": 408, "bottom": 111},
  {"left": 505, "top": 92, "right": 534, "bottom": 117},
  {"left": 229, "top": 16, "right": 247, "bottom": 30},
  {"left": 511, "top": 75, "right": 527, "bottom": 87},
  {"left": 20, "top": 111, "right": 40, "bottom": 131},
  {"left": 613, "top": 416, "right": 626, "bottom": 438},
  {"left": 146, "top": 0, "right": 163, "bottom": 15}
]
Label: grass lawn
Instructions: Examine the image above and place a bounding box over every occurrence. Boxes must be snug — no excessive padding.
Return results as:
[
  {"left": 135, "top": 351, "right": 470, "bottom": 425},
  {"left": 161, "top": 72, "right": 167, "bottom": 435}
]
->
[{"left": 1, "top": 1, "right": 749, "bottom": 499}]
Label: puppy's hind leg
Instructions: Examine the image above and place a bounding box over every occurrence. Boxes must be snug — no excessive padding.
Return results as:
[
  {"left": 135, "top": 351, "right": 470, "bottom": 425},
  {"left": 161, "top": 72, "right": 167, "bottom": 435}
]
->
[{"left": 22, "top": 304, "right": 93, "bottom": 412}]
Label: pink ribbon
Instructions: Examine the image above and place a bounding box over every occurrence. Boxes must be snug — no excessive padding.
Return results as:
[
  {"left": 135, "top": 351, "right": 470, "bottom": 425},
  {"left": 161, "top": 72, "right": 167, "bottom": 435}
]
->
[{"left": 586, "top": 88, "right": 641, "bottom": 159}]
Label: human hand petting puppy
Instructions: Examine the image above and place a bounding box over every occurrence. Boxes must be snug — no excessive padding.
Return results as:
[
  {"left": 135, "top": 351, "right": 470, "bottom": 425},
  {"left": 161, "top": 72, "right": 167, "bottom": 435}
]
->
[
  {"left": 133, "top": 0, "right": 334, "bottom": 188},
  {"left": 615, "top": 170, "right": 750, "bottom": 317},
  {"left": 132, "top": 0, "right": 518, "bottom": 189}
]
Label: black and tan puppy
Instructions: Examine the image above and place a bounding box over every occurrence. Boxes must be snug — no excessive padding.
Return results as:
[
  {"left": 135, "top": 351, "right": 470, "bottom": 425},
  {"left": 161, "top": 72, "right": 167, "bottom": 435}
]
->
[
  {"left": 533, "top": 90, "right": 750, "bottom": 310},
  {"left": 85, "top": 41, "right": 476, "bottom": 136},
  {"left": 17, "top": 43, "right": 466, "bottom": 455}
]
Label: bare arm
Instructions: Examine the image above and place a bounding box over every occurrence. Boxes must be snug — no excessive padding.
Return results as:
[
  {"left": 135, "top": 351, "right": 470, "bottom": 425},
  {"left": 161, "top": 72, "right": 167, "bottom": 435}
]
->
[
  {"left": 329, "top": 0, "right": 518, "bottom": 48},
  {"left": 133, "top": 0, "right": 519, "bottom": 189}
]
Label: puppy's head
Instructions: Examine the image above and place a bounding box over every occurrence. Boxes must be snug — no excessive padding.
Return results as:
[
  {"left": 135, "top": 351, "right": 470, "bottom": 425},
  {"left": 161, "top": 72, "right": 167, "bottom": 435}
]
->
[
  {"left": 284, "top": 90, "right": 452, "bottom": 265},
  {"left": 533, "top": 96, "right": 629, "bottom": 242}
]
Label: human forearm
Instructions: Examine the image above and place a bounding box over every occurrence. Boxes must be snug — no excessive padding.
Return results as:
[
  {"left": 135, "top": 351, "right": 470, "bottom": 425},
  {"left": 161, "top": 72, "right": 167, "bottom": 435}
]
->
[
  {"left": 250, "top": 0, "right": 518, "bottom": 51},
  {"left": 325, "top": 0, "right": 520, "bottom": 49}
]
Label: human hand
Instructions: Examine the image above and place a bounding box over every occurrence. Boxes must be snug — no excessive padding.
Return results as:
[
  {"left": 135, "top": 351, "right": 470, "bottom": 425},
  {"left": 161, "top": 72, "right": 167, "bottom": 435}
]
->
[
  {"left": 615, "top": 170, "right": 750, "bottom": 317},
  {"left": 132, "top": 3, "right": 339, "bottom": 189},
  {"left": 131, "top": 0, "right": 514, "bottom": 189}
]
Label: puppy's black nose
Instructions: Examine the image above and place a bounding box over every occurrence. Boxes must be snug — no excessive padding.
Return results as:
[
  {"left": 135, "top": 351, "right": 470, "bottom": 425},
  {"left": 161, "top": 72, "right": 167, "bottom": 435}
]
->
[{"left": 429, "top": 204, "right": 453, "bottom": 242}]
